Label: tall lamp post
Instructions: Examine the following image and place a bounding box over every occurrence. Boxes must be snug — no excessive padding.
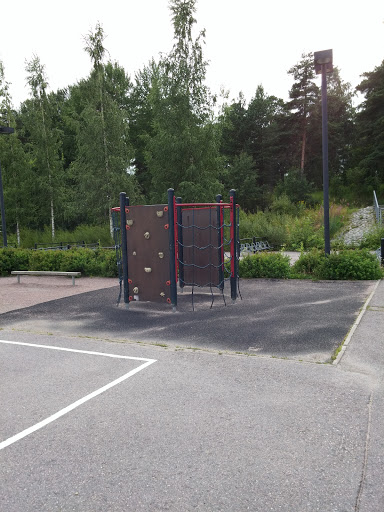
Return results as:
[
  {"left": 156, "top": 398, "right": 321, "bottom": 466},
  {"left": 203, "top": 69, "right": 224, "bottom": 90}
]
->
[
  {"left": 314, "top": 49, "right": 333, "bottom": 255},
  {"left": 0, "top": 125, "right": 15, "bottom": 247}
]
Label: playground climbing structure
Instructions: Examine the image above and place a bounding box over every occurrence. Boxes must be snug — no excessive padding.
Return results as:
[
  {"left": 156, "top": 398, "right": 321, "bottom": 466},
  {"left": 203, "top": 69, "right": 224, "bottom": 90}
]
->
[{"left": 112, "top": 189, "right": 239, "bottom": 310}]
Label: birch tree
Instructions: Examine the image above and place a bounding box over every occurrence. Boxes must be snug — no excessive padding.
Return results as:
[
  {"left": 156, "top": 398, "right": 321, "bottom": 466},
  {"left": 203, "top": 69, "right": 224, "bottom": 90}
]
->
[
  {"left": 23, "top": 56, "right": 63, "bottom": 239},
  {"left": 71, "top": 23, "right": 140, "bottom": 233},
  {"left": 145, "top": 0, "right": 221, "bottom": 203}
]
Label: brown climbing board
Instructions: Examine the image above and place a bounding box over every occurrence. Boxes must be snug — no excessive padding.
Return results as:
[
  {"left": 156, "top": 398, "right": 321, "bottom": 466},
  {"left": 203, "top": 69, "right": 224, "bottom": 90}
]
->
[{"left": 125, "top": 205, "right": 171, "bottom": 303}]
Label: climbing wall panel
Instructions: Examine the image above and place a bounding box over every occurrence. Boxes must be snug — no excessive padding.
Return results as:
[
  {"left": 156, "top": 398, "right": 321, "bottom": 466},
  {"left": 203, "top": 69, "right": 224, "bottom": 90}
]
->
[{"left": 126, "top": 205, "right": 171, "bottom": 303}]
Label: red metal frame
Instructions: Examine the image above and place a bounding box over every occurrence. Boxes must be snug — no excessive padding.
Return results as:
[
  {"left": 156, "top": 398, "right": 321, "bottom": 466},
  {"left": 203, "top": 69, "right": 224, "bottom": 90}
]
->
[
  {"left": 112, "top": 199, "right": 239, "bottom": 288},
  {"left": 229, "top": 195, "right": 235, "bottom": 279}
]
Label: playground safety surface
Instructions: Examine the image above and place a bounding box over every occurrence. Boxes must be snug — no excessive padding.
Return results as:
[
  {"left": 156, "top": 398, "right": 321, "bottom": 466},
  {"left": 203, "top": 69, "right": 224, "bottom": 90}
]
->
[
  {"left": 1, "top": 276, "right": 384, "bottom": 511},
  {"left": 0, "top": 275, "right": 377, "bottom": 362}
]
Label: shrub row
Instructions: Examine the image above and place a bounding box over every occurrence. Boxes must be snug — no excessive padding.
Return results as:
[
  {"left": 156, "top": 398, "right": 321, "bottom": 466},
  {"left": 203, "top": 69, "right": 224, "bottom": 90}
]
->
[
  {"left": 239, "top": 250, "right": 383, "bottom": 280},
  {"left": 0, "top": 248, "right": 118, "bottom": 277},
  {"left": 292, "top": 249, "right": 383, "bottom": 280},
  {"left": 1, "top": 247, "right": 381, "bottom": 281}
]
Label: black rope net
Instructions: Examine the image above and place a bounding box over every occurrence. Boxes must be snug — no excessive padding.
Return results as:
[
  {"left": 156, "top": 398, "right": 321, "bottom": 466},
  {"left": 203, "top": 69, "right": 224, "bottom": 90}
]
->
[{"left": 176, "top": 206, "right": 235, "bottom": 309}]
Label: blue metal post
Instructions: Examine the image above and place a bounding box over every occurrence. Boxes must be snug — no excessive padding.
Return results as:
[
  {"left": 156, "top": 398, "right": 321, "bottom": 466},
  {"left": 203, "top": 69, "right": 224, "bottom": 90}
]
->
[
  {"left": 0, "top": 161, "right": 7, "bottom": 247},
  {"left": 381, "top": 238, "right": 384, "bottom": 266},
  {"left": 119, "top": 192, "right": 129, "bottom": 307},
  {"left": 229, "top": 189, "right": 237, "bottom": 302},
  {"left": 321, "top": 64, "right": 331, "bottom": 256}
]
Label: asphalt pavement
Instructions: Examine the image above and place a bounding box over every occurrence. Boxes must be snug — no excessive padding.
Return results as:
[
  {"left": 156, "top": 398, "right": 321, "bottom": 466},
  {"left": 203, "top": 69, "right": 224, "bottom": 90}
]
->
[{"left": 0, "top": 277, "right": 383, "bottom": 511}]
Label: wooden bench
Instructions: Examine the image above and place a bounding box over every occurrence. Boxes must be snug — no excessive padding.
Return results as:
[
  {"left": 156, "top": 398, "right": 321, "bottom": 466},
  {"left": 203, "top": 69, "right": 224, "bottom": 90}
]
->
[{"left": 11, "top": 271, "right": 81, "bottom": 286}]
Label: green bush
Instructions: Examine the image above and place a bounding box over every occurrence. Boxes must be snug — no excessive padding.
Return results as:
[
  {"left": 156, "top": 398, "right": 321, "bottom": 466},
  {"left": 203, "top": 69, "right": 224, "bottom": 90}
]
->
[
  {"left": 314, "top": 250, "right": 382, "bottom": 280},
  {"left": 29, "top": 250, "right": 65, "bottom": 271},
  {"left": 291, "top": 249, "right": 326, "bottom": 276},
  {"left": 292, "top": 249, "right": 382, "bottom": 280},
  {"left": 239, "top": 252, "right": 291, "bottom": 279},
  {"left": 0, "top": 247, "right": 118, "bottom": 277},
  {"left": 0, "top": 248, "right": 30, "bottom": 276}
]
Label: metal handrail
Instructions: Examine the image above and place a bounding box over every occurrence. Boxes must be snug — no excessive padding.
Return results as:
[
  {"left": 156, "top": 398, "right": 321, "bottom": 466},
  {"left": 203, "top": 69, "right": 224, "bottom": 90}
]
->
[{"left": 373, "top": 191, "right": 384, "bottom": 224}]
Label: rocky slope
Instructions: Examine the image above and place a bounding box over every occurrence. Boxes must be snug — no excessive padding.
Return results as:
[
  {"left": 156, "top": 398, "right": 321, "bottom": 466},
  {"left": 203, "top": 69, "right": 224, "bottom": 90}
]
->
[{"left": 335, "top": 206, "right": 376, "bottom": 246}]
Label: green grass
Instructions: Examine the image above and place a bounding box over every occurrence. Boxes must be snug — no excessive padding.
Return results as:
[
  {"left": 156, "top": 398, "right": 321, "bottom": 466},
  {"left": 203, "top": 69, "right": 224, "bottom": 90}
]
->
[{"left": 239, "top": 200, "right": 351, "bottom": 250}]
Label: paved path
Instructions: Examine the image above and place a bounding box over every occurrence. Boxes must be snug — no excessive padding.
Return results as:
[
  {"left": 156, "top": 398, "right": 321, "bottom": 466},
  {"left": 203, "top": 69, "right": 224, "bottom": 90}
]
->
[
  {"left": 0, "top": 276, "right": 117, "bottom": 314},
  {"left": 0, "top": 277, "right": 383, "bottom": 511}
]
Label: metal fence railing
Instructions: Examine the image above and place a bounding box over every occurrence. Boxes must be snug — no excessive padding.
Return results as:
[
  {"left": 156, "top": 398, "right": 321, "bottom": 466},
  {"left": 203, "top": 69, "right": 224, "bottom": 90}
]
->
[{"left": 373, "top": 191, "right": 384, "bottom": 224}]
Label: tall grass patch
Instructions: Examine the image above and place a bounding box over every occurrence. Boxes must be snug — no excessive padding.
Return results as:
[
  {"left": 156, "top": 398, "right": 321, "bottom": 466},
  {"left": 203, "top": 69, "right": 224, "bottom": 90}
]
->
[{"left": 239, "top": 200, "right": 350, "bottom": 251}]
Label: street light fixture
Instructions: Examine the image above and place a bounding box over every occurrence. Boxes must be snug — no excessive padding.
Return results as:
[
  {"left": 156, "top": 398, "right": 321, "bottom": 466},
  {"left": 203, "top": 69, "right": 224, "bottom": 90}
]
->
[
  {"left": 314, "top": 49, "right": 333, "bottom": 255},
  {"left": 0, "top": 125, "right": 15, "bottom": 247}
]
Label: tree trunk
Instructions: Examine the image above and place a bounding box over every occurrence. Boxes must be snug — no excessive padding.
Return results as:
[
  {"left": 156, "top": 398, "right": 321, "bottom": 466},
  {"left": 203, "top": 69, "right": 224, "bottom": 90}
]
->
[
  {"left": 51, "top": 199, "right": 55, "bottom": 240},
  {"left": 300, "top": 126, "right": 306, "bottom": 175},
  {"left": 109, "top": 207, "right": 113, "bottom": 239},
  {"left": 16, "top": 219, "right": 20, "bottom": 246}
]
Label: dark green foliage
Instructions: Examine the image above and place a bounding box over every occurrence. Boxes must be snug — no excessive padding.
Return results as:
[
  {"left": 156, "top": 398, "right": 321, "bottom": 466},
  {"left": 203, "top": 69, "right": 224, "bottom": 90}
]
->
[
  {"left": 219, "top": 86, "right": 285, "bottom": 210},
  {"left": 269, "top": 194, "right": 297, "bottom": 216},
  {"left": 145, "top": 0, "right": 221, "bottom": 203},
  {"left": 1, "top": 11, "right": 382, "bottom": 236},
  {"left": 354, "top": 60, "right": 384, "bottom": 188},
  {"left": 69, "top": 27, "right": 141, "bottom": 228},
  {"left": 239, "top": 253, "right": 291, "bottom": 279},
  {"left": 275, "top": 169, "right": 313, "bottom": 204},
  {"left": 291, "top": 249, "right": 326, "bottom": 276},
  {"left": 315, "top": 250, "right": 382, "bottom": 280},
  {"left": 292, "top": 249, "right": 382, "bottom": 280},
  {"left": 223, "top": 152, "right": 260, "bottom": 211},
  {"left": 286, "top": 52, "right": 319, "bottom": 174},
  {"left": 0, "top": 248, "right": 30, "bottom": 276},
  {"left": 0, "top": 248, "right": 118, "bottom": 277},
  {"left": 21, "top": 56, "right": 64, "bottom": 235}
]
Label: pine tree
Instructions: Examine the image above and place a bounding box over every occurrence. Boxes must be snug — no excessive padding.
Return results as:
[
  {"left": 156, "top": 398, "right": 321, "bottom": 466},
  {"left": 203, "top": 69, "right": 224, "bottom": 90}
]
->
[
  {"left": 287, "top": 52, "right": 320, "bottom": 175},
  {"left": 354, "top": 60, "right": 384, "bottom": 191}
]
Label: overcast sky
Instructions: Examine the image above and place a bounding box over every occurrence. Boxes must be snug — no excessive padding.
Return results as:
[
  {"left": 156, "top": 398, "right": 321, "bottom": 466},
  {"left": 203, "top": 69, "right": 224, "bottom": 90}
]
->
[{"left": 1, "top": 0, "right": 383, "bottom": 109}]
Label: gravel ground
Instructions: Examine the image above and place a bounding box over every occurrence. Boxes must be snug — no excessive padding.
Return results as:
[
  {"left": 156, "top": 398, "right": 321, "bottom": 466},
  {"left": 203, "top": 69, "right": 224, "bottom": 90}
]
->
[{"left": 0, "top": 276, "right": 118, "bottom": 314}]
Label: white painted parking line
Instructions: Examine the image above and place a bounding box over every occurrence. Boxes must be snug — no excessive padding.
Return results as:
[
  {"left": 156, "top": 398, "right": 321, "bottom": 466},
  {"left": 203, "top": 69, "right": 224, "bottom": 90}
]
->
[{"left": 0, "top": 340, "right": 157, "bottom": 451}]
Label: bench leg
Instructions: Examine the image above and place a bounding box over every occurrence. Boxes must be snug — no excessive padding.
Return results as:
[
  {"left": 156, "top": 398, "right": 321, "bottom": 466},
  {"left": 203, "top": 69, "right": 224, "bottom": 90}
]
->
[
  {"left": 17, "top": 275, "right": 20, "bottom": 284},
  {"left": 72, "top": 276, "right": 75, "bottom": 286}
]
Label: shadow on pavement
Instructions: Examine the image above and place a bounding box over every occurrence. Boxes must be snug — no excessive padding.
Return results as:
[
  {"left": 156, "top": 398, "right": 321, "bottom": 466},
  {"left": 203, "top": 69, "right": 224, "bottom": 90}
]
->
[{"left": 0, "top": 279, "right": 376, "bottom": 363}]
